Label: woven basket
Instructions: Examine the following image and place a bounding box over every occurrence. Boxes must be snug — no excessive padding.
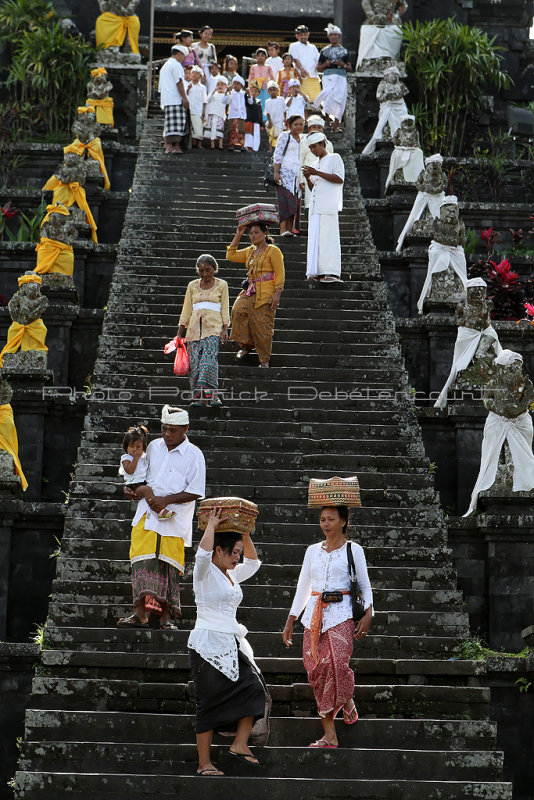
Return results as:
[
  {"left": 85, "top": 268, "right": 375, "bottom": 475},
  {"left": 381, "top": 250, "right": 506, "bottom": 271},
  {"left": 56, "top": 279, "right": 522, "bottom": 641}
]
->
[
  {"left": 236, "top": 203, "right": 279, "bottom": 227},
  {"left": 197, "top": 496, "right": 259, "bottom": 534},
  {"left": 308, "top": 476, "right": 361, "bottom": 508}
]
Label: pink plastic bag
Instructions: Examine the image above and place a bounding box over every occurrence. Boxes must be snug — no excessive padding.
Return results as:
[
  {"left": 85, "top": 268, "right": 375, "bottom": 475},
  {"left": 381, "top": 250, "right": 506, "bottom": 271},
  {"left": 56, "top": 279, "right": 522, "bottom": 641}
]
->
[{"left": 164, "top": 336, "right": 189, "bottom": 377}]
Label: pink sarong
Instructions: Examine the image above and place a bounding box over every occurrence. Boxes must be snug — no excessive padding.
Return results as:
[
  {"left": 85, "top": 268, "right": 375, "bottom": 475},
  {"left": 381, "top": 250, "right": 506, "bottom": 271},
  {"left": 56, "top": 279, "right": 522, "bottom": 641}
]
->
[{"left": 303, "top": 618, "right": 355, "bottom": 718}]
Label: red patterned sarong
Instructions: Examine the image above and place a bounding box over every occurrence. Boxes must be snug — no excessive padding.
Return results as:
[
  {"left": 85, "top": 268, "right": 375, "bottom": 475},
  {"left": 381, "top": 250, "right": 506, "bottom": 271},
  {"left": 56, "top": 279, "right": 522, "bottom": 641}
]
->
[{"left": 303, "top": 618, "right": 355, "bottom": 718}]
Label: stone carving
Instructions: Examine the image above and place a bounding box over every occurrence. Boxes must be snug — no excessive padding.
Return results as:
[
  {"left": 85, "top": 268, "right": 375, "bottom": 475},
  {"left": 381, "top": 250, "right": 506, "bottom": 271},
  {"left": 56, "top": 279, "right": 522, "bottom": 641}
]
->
[
  {"left": 362, "top": 66, "right": 409, "bottom": 155},
  {"left": 362, "top": 0, "right": 408, "bottom": 25},
  {"left": 0, "top": 376, "right": 27, "bottom": 492},
  {"left": 0, "top": 274, "right": 49, "bottom": 372},
  {"left": 68, "top": 107, "right": 110, "bottom": 187},
  {"left": 43, "top": 153, "right": 98, "bottom": 242},
  {"left": 40, "top": 206, "right": 78, "bottom": 246},
  {"left": 464, "top": 350, "right": 534, "bottom": 515},
  {"left": 95, "top": 0, "right": 141, "bottom": 64},
  {"left": 86, "top": 68, "right": 114, "bottom": 127},
  {"left": 357, "top": 0, "right": 407, "bottom": 74},
  {"left": 72, "top": 107, "right": 102, "bottom": 145},
  {"left": 0, "top": 377, "right": 13, "bottom": 405},
  {"left": 8, "top": 276, "right": 49, "bottom": 327},
  {"left": 396, "top": 155, "right": 447, "bottom": 250},
  {"left": 385, "top": 116, "right": 425, "bottom": 190},
  {"left": 35, "top": 204, "right": 77, "bottom": 290}
]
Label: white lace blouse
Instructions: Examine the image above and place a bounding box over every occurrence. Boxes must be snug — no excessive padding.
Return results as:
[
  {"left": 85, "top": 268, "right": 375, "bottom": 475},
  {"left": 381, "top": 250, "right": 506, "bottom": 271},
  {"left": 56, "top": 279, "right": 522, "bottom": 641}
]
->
[
  {"left": 289, "top": 541, "right": 373, "bottom": 632},
  {"left": 187, "top": 547, "right": 261, "bottom": 681}
]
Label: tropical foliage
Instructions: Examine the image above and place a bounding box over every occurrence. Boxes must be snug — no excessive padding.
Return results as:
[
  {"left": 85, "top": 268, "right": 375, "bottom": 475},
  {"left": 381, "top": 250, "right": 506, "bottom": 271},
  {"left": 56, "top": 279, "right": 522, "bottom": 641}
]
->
[{"left": 401, "top": 19, "right": 511, "bottom": 156}]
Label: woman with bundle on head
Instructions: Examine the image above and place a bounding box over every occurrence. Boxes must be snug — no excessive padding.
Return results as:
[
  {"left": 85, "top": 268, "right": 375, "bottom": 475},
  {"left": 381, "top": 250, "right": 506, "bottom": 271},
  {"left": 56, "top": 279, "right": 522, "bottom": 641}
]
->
[
  {"left": 282, "top": 505, "right": 373, "bottom": 748},
  {"left": 188, "top": 508, "right": 269, "bottom": 776},
  {"left": 227, "top": 222, "right": 285, "bottom": 368},
  {"left": 177, "top": 254, "right": 229, "bottom": 407},
  {"left": 273, "top": 114, "right": 305, "bottom": 236}
]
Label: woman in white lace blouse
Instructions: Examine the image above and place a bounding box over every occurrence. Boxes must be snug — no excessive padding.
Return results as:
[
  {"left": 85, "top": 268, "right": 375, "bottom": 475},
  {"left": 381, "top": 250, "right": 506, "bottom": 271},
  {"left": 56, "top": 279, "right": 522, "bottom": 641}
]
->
[
  {"left": 188, "top": 509, "right": 268, "bottom": 776},
  {"left": 282, "top": 505, "right": 373, "bottom": 748}
]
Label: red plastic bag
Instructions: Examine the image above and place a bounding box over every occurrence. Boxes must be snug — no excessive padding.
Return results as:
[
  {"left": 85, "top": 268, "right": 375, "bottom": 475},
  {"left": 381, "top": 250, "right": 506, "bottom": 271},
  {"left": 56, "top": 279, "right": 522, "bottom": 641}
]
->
[{"left": 164, "top": 336, "right": 189, "bottom": 376}]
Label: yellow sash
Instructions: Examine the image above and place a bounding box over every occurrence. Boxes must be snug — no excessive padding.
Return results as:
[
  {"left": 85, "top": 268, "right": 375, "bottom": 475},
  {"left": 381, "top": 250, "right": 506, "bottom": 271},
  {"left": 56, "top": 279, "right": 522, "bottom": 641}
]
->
[
  {"left": 42, "top": 177, "right": 98, "bottom": 244},
  {"left": 0, "top": 320, "right": 48, "bottom": 367},
  {"left": 95, "top": 12, "right": 140, "bottom": 54},
  {"left": 86, "top": 97, "right": 114, "bottom": 126},
  {"left": 34, "top": 237, "right": 74, "bottom": 275},
  {"left": 0, "top": 404, "right": 28, "bottom": 491},
  {"left": 64, "top": 138, "right": 110, "bottom": 191}
]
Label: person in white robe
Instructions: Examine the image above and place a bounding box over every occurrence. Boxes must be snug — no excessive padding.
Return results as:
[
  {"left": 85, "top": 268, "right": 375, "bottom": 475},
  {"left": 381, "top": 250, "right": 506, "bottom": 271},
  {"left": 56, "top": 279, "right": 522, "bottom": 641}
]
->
[
  {"left": 314, "top": 24, "right": 352, "bottom": 132},
  {"left": 303, "top": 132, "right": 344, "bottom": 283}
]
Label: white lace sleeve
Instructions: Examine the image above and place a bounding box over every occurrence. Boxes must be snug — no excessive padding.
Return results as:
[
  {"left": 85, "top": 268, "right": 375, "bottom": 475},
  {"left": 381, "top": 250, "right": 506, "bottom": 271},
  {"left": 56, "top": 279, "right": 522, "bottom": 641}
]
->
[
  {"left": 234, "top": 557, "right": 261, "bottom": 583},
  {"left": 289, "top": 546, "right": 313, "bottom": 619},
  {"left": 193, "top": 546, "right": 213, "bottom": 583},
  {"left": 351, "top": 542, "right": 374, "bottom": 612}
]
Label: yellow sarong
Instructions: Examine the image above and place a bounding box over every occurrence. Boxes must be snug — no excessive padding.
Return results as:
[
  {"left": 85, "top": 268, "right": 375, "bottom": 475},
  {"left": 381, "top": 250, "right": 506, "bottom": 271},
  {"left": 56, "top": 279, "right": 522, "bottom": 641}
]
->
[
  {"left": 301, "top": 76, "right": 322, "bottom": 102},
  {"left": 95, "top": 12, "right": 140, "bottom": 54},
  {"left": 130, "top": 514, "right": 185, "bottom": 573},
  {"left": 34, "top": 237, "right": 74, "bottom": 275},
  {"left": 65, "top": 138, "right": 110, "bottom": 191},
  {"left": 0, "top": 404, "right": 28, "bottom": 490},
  {"left": 42, "top": 177, "right": 98, "bottom": 244},
  {"left": 0, "top": 320, "right": 48, "bottom": 366},
  {"left": 86, "top": 97, "right": 114, "bottom": 127}
]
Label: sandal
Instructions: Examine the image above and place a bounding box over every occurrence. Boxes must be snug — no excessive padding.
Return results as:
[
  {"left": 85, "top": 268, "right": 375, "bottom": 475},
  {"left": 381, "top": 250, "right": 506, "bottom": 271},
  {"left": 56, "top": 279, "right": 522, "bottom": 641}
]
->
[
  {"left": 343, "top": 702, "right": 359, "bottom": 725},
  {"left": 210, "top": 398, "right": 223, "bottom": 406},
  {"left": 197, "top": 768, "right": 224, "bottom": 776},
  {"left": 236, "top": 348, "right": 251, "bottom": 359},
  {"left": 116, "top": 613, "right": 147, "bottom": 628},
  {"left": 228, "top": 750, "right": 260, "bottom": 766},
  {"left": 160, "top": 620, "right": 179, "bottom": 630},
  {"left": 259, "top": 362, "right": 269, "bottom": 368},
  {"left": 308, "top": 739, "right": 337, "bottom": 749}
]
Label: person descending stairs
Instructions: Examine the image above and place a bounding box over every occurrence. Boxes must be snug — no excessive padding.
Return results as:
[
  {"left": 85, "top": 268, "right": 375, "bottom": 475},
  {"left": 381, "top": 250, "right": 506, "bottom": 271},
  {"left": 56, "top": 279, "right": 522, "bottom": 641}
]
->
[{"left": 13, "top": 115, "right": 511, "bottom": 799}]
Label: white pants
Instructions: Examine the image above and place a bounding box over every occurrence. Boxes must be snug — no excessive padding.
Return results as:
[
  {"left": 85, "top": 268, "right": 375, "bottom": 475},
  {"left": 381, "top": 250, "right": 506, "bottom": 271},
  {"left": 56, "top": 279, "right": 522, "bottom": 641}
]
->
[
  {"left": 307, "top": 212, "right": 341, "bottom": 278},
  {"left": 313, "top": 74, "right": 348, "bottom": 121},
  {"left": 190, "top": 114, "right": 204, "bottom": 139},
  {"left": 245, "top": 123, "right": 261, "bottom": 151}
]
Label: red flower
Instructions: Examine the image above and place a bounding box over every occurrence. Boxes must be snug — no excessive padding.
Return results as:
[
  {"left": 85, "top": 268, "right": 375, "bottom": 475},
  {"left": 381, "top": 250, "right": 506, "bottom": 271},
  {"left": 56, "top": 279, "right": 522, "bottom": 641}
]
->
[
  {"left": 1, "top": 201, "right": 18, "bottom": 219},
  {"left": 525, "top": 302, "right": 534, "bottom": 318},
  {"left": 488, "top": 259, "right": 519, "bottom": 285},
  {"left": 480, "top": 227, "right": 494, "bottom": 243}
]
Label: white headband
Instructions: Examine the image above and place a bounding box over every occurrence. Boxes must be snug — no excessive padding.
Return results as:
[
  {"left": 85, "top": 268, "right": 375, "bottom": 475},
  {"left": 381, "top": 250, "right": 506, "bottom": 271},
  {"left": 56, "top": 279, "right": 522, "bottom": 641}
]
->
[
  {"left": 232, "top": 74, "right": 245, "bottom": 86},
  {"left": 307, "top": 132, "right": 326, "bottom": 146},
  {"left": 425, "top": 154, "right": 443, "bottom": 165},
  {"left": 288, "top": 78, "right": 301, "bottom": 87},
  {"left": 161, "top": 405, "right": 189, "bottom": 426},
  {"left": 307, "top": 115, "right": 325, "bottom": 128},
  {"left": 441, "top": 195, "right": 458, "bottom": 206},
  {"left": 172, "top": 45, "right": 189, "bottom": 56},
  {"left": 494, "top": 350, "right": 523, "bottom": 367},
  {"left": 325, "top": 23, "right": 342, "bottom": 35},
  {"left": 267, "top": 80, "right": 278, "bottom": 89},
  {"left": 191, "top": 65, "right": 204, "bottom": 75},
  {"left": 467, "top": 278, "right": 487, "bottom": 288},
  {"left": 216, "top": 75, "right": 229, "bottom": 85}
]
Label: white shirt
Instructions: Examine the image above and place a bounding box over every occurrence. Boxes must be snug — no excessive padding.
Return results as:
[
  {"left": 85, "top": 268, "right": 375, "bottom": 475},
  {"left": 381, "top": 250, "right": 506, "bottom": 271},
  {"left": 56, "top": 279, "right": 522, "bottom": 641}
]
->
[
  {"left": 228, "top": 88, "right": 246, "bottom": 119},
  {"left": 188, "top": 547, "right": 261, "bottom": 680},
  {"left": 265, "top": 96, "right": 286, "bottom": 127},
  {"left": 158, "top": 57, "right": 184, "bottom": 109},
  {"left": 289, "top": 541, "right": 373, "bottom": 632},
  {"left": 206, "top": 90, "right": 231, "bottom": 119},
  {"left": 289, "top": 41, "right": 320, "bottom": 79},
  {"left": 187, "top": 82, "right": 208, "bottom": 116},
  {"left": 285, "top": 94, "right": 307, "bottom": 120},
  {"left": 266, "top": 55, "right": 284, "bottom": 76},
  {"left": 206, "top": 73, "right": 219, "bottom": 95},
  {"left": 120, "top": 452, "right": 147, "bottom": 485},
  {"left": 309, "top": 152, "right": 345, "bottom": 215},
  {"left": 132, "top": 436, "right": 206, "bottom": 545}
]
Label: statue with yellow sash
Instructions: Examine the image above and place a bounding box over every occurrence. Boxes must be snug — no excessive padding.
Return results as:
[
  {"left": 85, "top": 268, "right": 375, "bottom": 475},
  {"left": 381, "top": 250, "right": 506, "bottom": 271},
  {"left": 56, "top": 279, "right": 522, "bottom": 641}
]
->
[
  {"left": 0, "top": 377, "right": 28, "bottom": 492},
  {"left": 0, "top": 274, "right": 48, "bottom": 372},
  {"left": 42, "top": 150, "right": 98, "bottom": 243},
  {"left": 66, "top": 106, "right": 110, "bottom": 190},
  {"left": 86, "top": 67, "right": 115, "bottom": 127},
  {"left": 95, "top": 0, "right": 140, "bottom": 59},
  {"left": 35, "top": 203, "right": 77, "bottom": 278}
]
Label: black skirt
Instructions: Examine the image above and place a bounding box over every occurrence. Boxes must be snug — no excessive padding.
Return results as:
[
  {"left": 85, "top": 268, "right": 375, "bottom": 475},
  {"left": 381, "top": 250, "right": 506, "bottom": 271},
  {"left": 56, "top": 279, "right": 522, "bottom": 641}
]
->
[{"left": 189, "top": 647, "right": 267, "bottom": 735}]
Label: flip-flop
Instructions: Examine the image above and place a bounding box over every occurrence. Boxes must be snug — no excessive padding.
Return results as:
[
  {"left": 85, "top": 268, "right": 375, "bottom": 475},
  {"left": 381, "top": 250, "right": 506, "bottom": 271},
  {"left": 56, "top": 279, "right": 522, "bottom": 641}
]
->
[
  {"left": 228, "top": 750, "right": 260, "bottom": 766},
  {"left": 197, "top": 768, "right": 224, "bottom": 776},
  {"left": 308, "top": 739, "right": 338, "bottom": 749},
  {"left": 343, "top": 703, "right": 359, "bottom": 725},
  {"left": 160, "top": 620, "right": 179, "bottom": 630},
  {"left": 116, "top": 613, "right": 147, "bottom": 628}
]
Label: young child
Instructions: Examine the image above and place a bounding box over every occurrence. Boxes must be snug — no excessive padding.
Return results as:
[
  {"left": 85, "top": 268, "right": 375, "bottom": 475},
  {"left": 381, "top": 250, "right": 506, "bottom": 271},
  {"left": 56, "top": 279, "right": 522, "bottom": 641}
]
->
[
  {"left": 248, "top": 47, "right": 275, "bottom": 118},
  {"left": 206, "top": 61, "right": 221, "bottom": 95},
  {"left": 266, "top": 41, "right": 284, "bottom": 78},
  {"left": 285, "top": 79, "right": 308, "bottom": 122},
  {"left": 265, "top": 80, "right": 286, "bottom": 151},
  {"left": 277, "top": 52, "right": 301, "bottom": 98},
  {"left": 183, "top": 64, "right": 193, "bottom": 88},
  {"left": 227, "top": 75, "right": 247, "bottom": 149},
  {"left": 119, "top": 426, "right": 175, "bottom": 521},
  {"left": 203, "top": 76, "right": 230, "bottom": 148},
  {"left": 187, "top": 65, "right": 208, "bottom": 147},
  {"left": 223, "top": 54, "right": 239, "bottom": 84},
  {"left": 245, "top": 81, "right": 263, "bottom": 151}
]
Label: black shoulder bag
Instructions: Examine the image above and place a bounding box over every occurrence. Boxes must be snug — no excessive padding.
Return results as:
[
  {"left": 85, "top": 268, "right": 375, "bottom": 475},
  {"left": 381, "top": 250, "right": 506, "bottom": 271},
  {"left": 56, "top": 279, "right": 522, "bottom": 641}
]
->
[
  {"left": 347, "top": 542, "right": 366, "bottom": 622},
  {"left": 264, "top": 132, "right": 290, "bottom": 187}
]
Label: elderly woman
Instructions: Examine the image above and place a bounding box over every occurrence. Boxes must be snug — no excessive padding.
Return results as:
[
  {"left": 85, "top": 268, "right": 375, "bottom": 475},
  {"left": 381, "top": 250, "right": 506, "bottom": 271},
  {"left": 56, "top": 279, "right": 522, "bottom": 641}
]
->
[
  {"left": 273, "top": 114, "right": 305, "bottom": 236},
  {"left": 227, "top": 222, "right": 285, "bottom": 368},
  {"left": 282, "top": 505, "right": 373, "bottom": 748},
  {"left": 188, "top": 509, "right": 269, "bottom": 776},
  {"left": 177, "top": 254, "right": 230, "bottom": 407}
]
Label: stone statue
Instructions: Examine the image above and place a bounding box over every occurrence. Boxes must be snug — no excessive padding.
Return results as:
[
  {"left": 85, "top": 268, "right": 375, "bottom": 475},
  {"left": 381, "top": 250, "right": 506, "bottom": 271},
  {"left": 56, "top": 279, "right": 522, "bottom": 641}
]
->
[
  {"left": 358, "top": 0, "right": 407, "bottom": 73},
  {"left": 0, "top": 376, "right": 28, "bottom": 492},
  {"left": 40, "top": 206, "right": 78, "bottom": 246},
  {"left": 396, "top": 154, "right": 447, "bottom": 250},
  {"left": 361, "top": 66, "right": 409, "bottom": 155},
  {"left": 86, "top": 68, "right": 114, "bottom": 128},
  {"left": 43, "top": 153, "right": 98, "bottom": 242},
  {"left": 464, "top": 350, "right": 534, "bottom": 515},
  {"left": 36, "top": 205, "right": 78, "bottom": 289},
  {"left": 55, "top": 152, "right": 87, "bottom": 186},
  {"left": 8, "top": 276, "right": 49, "bottom": 326},
  {"left": 72, "top": 107, "right": 102, "bottom": 145},
  {"left": 0, "top": 274, "right": 49, "bottom": 373},
  {"left": 99, "top": 0, "right": 139, "bottom": 14},
  {"left": 95, "top": 0, "right": 141, "bottom": 63},
  {"left": 68, "top": 108, "right": 110, "bottom": 187},
  {"left": 385, "top": 116, "right": 425, "bottom": 190}
]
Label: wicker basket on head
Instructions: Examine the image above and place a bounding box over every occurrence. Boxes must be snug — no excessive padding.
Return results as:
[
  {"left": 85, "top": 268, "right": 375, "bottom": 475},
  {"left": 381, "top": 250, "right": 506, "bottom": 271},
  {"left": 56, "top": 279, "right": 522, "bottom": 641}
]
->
[
  {"left": 307, "top": 476, "right": 361, "bottom": 508},
  {"left": 197, "top": 496, "right": 259, "bottom": 534}
]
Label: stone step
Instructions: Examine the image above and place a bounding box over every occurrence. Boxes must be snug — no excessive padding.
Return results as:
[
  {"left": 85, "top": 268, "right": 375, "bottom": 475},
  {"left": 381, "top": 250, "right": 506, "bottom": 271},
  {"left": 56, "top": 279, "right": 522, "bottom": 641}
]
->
[
  {"left": 18, "top": 741, "right": 503, "bottom": 781},
  {"left": 100, "top": 316, "right": 396, "bottom": 334},
  {"left": 98, "top": 331, "right": 395, "bottom": 348}
]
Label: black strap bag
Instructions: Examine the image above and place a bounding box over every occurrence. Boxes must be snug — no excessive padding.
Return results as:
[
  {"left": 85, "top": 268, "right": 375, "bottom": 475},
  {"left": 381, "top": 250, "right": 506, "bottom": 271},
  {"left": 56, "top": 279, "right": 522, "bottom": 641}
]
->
[
  {"left": 264, "top": 132, "right": 290, "bottom": 187},
  {"left": 347, "top": 542, "right": 366, "bottom": 622}
]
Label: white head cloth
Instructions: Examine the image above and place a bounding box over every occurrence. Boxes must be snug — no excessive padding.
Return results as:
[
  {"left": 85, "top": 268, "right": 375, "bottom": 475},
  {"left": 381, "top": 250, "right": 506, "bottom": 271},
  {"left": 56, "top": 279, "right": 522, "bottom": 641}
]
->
[
  {"left": 307, "top": 131, "right": 327, "bottom": 146},
  {"left": 494, "top": 350, "right": 523, "bottom": 367},
  {"left": 325, "top": 23, "right": 342, "bottom": 35},
  {"left": 288, "top": 78, "right": 301, "bottom": 88},
  {"left": 467, "top": 278, "right": 487, "bottom": 289},
  {"left": 384, "top": 66, "right": 401, "bottom": 77},
  {"left": 425, "top": 153, "right": 443, "bottom": 165},
  {"left": 401, "top": 114, "right": 415, "bottom": 123},
  {"left": 161, "top": 405, "right": 189, "bottom": 425},
  {"left": 172, "top": 45, "right": 189, "bottom": 56},
  {"left": 232, "top": 74, "right": 245, "bottom": 86},
  {"left": 191, "top": 65, "right": 204, "bottom": 75},
  {"left": 307, "top": 115, "right": 326, "bottom": 128},
  {"left": 441, "top": 195, "right": 458, "bottom": 206},
  {"left": 216, "top": 75, "right": 229, "bottom": 86},
  {"left": 267, "top": 79, "right": 278, "bottom": 89}
]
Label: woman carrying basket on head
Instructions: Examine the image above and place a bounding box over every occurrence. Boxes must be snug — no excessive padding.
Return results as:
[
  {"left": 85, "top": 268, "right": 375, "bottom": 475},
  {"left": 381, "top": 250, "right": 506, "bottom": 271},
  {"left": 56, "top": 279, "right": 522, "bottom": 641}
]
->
[{"left": 282, "top": 504, "right": 373, "bottom": 748}]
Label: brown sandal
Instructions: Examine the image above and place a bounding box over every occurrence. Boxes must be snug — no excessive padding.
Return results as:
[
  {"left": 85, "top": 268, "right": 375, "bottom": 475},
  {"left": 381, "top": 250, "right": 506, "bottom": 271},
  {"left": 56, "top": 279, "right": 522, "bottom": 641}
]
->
[{"left": 116, "top": 613, "right": 147, "bottom": 628}]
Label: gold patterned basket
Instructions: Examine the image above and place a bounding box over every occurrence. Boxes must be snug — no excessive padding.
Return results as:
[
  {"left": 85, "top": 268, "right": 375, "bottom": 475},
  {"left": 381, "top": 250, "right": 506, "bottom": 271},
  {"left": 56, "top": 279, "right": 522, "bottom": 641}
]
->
[
  {"left": 307, "top": 476, "right": 361, "bottom": 508},
  {"left": 197, "top": 496, "right": 259, "bottom": 534}
]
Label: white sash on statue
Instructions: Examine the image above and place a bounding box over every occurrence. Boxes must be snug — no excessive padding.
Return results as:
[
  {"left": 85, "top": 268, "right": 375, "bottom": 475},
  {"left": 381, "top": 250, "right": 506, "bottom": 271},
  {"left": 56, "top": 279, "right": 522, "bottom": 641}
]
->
[
  {"left": 357, "top": 25, "right": 402, "bottom": 67},
  {"left": 362, "top": 98, "right": 408, "bottom": 155},
  {"left": 464, "top": 410, "right": 534, "bottom": 516},
  {"left": 434, "top": 325, "right": 502, "bottom": 410},
  {"left": 396, "top": 191, "right": 445, "bottom": 252},
  {"left": 385, "top": 146, "right": 424, "bottom": 189},
  {"left": 417, "top": 240, "right": 467, "bottom": 315}
]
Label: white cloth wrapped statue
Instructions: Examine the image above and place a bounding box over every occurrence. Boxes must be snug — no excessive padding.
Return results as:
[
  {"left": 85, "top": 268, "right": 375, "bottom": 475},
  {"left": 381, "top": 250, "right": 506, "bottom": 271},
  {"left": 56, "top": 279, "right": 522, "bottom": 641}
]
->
[
  {"left": 385, "top": 116, "right": 424, "bottom": 191},
  {"left": 434, "top": 278, "right": 502, "bottom": 409},
  {"left": 464, "top": 350, "right": 534, "bottom": 516},
  {"left": 362, "top": 66, "right": 408, "bottom": 155},
  {"left": 357, "top": 0, "right": 407, "bottom": 70},
  {"left": 396, "top": 154, "right": 446, "bottom": 252},
  {"left": 417, "top": 196, "right": 467, "bottom": 315}
]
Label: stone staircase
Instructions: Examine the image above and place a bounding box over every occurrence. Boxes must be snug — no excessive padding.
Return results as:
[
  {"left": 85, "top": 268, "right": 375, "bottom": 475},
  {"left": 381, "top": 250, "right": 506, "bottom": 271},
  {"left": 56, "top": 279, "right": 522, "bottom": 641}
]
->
[{"left": 13, "top": 116, "right": 511, "bottom": 798}]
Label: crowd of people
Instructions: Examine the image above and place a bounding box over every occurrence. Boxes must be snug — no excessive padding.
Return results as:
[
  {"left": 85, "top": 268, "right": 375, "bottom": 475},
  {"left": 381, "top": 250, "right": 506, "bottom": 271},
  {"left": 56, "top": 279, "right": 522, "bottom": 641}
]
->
[
  {"left": 118, "top": 406, "right": 374, "bottom": 775},
  {"left": 158, "top": 23, "right": 352, "bottom": 154}
]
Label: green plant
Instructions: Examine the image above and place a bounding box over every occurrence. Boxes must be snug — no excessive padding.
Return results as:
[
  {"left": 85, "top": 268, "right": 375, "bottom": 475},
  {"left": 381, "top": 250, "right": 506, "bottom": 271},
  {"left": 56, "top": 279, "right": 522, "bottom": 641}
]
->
[
  {"left": 49, "top": 536, "right": 62, "bottom": 560},
  {"left": 516, "top": 677, "right": 532, "bottom": 694},
  {"left": 32, "top": 621, "right": 52, "bottom": 650},
  {"left": 0, "top": 196, "right": 46, "bottom": 241},
  {"left": 457, "top": 636, "right": 533, "bottom": 661},
  {"left": 464, "top": 228, "right": 478, "bottom": 256},
  {"left": 401, "top": 19, "right": 511, "bottom": 155},
  {"left": 429, "top": 462, "right": 437, "bottom": 475}
]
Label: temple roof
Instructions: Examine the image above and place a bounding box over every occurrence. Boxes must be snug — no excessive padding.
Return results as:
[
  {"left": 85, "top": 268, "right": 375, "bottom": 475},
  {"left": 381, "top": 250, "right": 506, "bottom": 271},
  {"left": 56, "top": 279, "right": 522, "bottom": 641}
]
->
[{"left": 154, "top": 0, "right": 332, "bottom": 16}]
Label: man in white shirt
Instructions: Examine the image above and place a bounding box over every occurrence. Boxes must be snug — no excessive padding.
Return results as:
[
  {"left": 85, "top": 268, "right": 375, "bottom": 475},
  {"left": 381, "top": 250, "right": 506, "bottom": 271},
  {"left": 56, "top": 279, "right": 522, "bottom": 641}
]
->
[
  {"left": 303, "top": 132, "right": 345, "bottom": 283},
  {"left": 158, "top": 44, "right": 190, "bottom": 154},
  {"left": 118, "top": 405, "right": 206, "bottom": 630},
  {"left": 288, "top": 24, "right": 321, "bottom": 103}
]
